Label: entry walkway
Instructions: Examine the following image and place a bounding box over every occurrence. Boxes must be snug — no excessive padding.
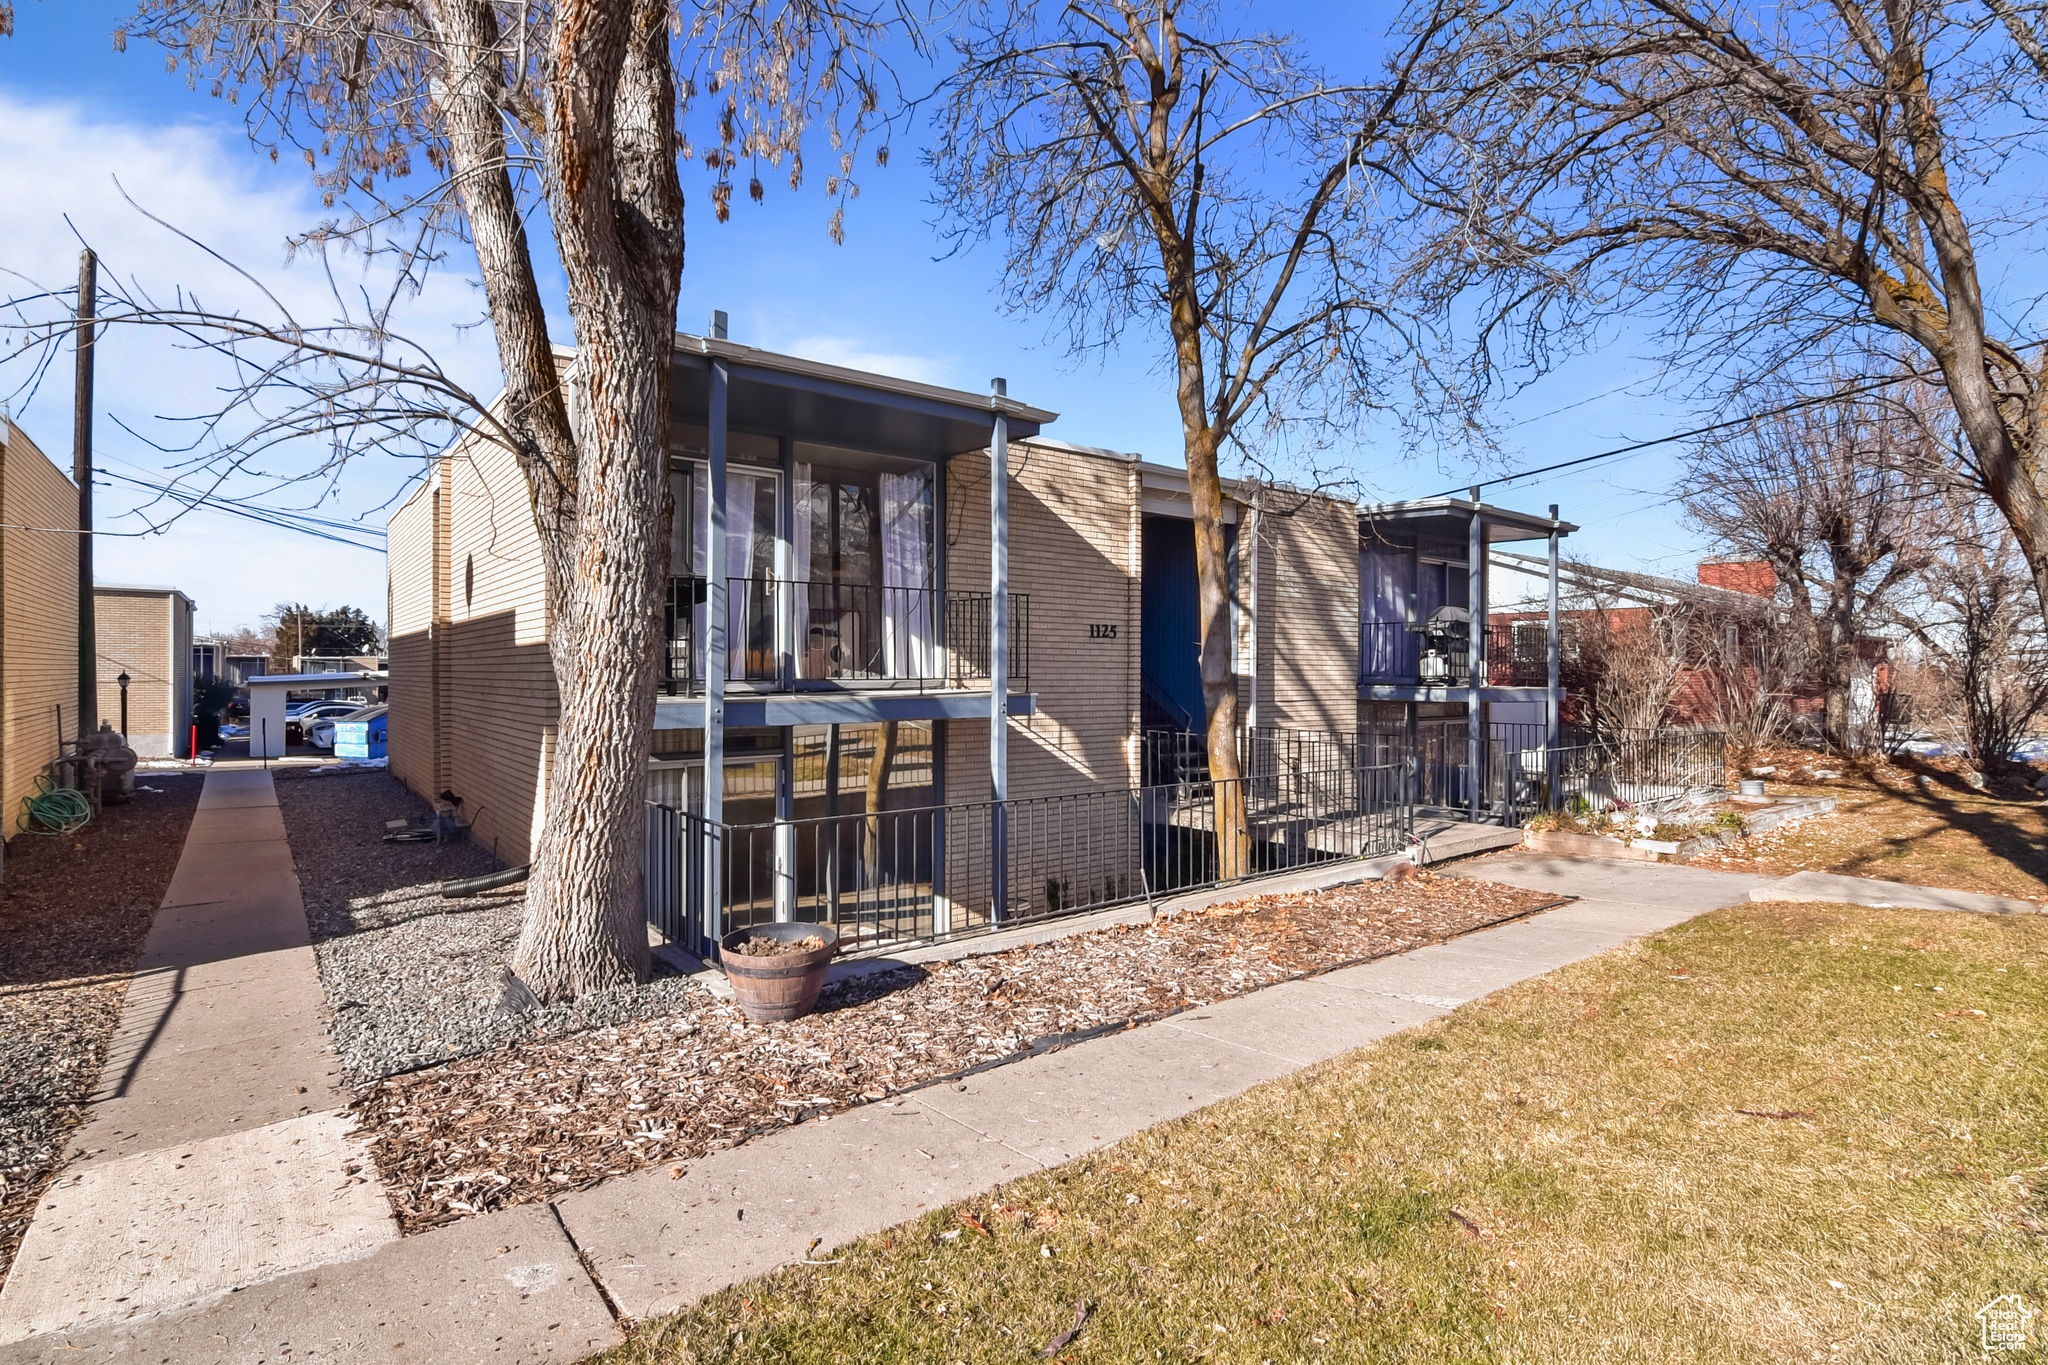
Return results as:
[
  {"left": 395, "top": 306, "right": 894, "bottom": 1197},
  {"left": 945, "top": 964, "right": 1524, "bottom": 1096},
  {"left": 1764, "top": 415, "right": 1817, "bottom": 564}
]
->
[{"left": 0, "top": 772, "right": 612, "bottom": 1356}]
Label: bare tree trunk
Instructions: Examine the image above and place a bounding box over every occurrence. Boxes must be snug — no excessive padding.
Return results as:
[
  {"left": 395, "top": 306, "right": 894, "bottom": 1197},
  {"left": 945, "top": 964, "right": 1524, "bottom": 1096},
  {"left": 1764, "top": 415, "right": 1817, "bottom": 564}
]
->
[
  {"left": 511, "top": 0, "right": 685, "bottom": 1001},
  {"left": 860, "top": 719, "right": 899, "bottom": 887},
  {"left": 1172, "top": 340, "right": 1247, "bottom": 876}
]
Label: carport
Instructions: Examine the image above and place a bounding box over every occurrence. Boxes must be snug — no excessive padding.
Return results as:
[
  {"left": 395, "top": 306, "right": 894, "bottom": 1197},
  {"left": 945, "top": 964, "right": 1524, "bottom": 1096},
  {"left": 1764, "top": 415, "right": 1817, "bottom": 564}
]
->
[{"left": 243, "top": 672, "right": 378, "bottom": 759}]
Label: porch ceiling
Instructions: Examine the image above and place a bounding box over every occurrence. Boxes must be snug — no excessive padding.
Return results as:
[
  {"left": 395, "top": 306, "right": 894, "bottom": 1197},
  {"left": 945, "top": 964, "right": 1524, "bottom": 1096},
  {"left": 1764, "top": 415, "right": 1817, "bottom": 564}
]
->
[{"left": 671, "top": 336, "right": 1055, "bottom": 457}]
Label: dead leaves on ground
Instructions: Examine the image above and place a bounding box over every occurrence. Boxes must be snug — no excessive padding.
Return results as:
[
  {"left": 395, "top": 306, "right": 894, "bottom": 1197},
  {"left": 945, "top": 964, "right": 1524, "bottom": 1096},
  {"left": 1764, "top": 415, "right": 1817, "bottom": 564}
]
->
[{"left": 353, "top": 872, "right": 1563, "bottom": 1233}]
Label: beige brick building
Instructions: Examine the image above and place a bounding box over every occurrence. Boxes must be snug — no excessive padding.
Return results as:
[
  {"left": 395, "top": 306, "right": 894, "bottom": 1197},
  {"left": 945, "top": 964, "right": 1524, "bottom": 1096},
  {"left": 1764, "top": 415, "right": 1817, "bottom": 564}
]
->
[
  {"left": 94, "top": 585, "right": 196, "bottom": 758},
  {"left": 386, "top": 334, "right": 1566, "bottom": 952},
  {"left": 0, "top": 419, "right": 80, "bottom": 837}
]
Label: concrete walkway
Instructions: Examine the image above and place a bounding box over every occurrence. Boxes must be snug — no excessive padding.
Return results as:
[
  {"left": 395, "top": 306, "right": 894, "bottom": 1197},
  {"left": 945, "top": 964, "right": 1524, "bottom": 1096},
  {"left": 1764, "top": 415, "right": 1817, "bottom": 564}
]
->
[
  {"left": 0, "top": 771, "right": 615, "bottom": 1358},
  {"left": 1, "top": 843, "right": 1778, "bottom": 1363},
  {"left": 13, "top": 837, "right": 2014, "bottom": 1362}
]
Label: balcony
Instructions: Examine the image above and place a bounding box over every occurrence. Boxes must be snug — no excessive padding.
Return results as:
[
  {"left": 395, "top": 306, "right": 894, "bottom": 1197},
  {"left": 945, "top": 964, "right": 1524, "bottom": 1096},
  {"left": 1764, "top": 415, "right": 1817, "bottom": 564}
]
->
[
  {"left": 661, "top": 576, "right": 1031, "bottom": 696},
  {"left": 1360, "top": 619, "right": 1557, "bottom": 691}
]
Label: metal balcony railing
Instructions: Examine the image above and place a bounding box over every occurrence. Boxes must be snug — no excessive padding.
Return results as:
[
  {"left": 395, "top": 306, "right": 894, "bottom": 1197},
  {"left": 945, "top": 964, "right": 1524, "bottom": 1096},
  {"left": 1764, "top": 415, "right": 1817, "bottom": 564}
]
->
[{"left": 661, "top": 576, "right": 1030, "bottom": 695}]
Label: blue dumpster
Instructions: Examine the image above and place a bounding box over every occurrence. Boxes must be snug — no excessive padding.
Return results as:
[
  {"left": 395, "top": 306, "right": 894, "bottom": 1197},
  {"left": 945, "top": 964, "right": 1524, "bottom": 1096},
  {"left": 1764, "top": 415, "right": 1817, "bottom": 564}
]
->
[{"left": 334, "top": 712, "right": 388, "bottom": 760}]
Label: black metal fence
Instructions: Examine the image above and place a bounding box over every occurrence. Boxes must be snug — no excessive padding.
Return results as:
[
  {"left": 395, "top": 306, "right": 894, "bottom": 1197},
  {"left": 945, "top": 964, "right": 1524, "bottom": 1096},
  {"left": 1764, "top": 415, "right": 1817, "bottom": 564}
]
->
[
  {"left": 647, "top": 724, "right": 1725, "bottom": 957},
  {"left": 648, "top": 758, "right": 1413, "bottom": 958}
]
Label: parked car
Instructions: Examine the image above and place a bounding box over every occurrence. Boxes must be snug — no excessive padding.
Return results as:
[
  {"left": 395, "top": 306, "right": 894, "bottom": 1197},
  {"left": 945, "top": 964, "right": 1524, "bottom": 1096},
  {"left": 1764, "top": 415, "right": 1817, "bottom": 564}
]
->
[
  {"left": 308, "top": 704, "right": 387, "bottom": 750},
  {"left": 285, "top": 701, "right": 363, "bottom": 745}
]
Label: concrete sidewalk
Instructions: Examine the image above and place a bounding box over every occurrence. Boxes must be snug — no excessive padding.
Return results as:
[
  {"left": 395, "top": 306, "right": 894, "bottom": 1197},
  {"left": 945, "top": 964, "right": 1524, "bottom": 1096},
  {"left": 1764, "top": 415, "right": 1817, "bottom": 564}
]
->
[
  {"left": 0, "top": 771, "right": 615, "bottom": 1358},
  {"left": 0, "top": 846, "right": 1777, "bottom": 1362},
  {"left": 28, "top": 840, "right": 2009, "bottom": 1362}
]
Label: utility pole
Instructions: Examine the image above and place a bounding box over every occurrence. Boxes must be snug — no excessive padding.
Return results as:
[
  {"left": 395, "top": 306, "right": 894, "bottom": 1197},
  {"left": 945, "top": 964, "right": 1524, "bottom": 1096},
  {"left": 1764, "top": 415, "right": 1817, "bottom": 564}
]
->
[{"left": 73, "top": 249, "right": 97, "bottom": 741}]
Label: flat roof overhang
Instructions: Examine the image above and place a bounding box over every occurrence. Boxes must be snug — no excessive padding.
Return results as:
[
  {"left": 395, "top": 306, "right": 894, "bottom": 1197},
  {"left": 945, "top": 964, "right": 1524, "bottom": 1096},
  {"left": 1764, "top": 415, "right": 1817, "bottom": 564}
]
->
[
  {"left": 669, "top": 335, "right": 1057, "bottom": 459},
  {"left": 1359, "top": 497, "right": 1577, "bottom": 546},
  {"left": 655, "top": 690, "right": 1038, "bottom": 729}
]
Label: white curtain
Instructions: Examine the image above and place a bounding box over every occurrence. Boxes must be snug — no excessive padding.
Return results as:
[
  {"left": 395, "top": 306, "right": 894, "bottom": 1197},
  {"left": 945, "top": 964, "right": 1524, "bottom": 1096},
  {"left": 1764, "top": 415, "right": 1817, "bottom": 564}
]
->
[
  {"left": 675, "top": 464, "right": 708, "bottom": 682},
  {"left": 792, "top": 464, "right": 815, "bottom": 677},
  {"left": 723, "top": 474, "right": 757, "bottom": 679},
  {"left": 879, "top": 469, "right": 935, "bottom": 678}
]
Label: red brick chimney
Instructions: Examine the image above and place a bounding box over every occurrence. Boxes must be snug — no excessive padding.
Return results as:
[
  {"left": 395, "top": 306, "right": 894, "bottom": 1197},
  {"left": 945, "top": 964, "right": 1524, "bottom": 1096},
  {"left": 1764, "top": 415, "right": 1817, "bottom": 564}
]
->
[{"left": 1697, "top": 559, "right": 1776, "bottom": 596}]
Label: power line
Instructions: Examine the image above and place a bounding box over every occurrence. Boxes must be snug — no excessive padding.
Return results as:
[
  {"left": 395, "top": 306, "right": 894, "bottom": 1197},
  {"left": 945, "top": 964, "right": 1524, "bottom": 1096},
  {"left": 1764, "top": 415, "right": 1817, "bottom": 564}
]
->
[
  {"left": 98, "top": 469, "right": 386, "bottom": 551},
  {"left": 1427, "top": 357, "right": 1978, "bottom": 500}
]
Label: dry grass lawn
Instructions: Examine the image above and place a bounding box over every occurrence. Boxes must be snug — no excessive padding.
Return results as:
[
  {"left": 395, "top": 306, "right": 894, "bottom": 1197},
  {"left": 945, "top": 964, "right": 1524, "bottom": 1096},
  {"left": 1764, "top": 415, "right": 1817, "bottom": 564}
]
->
[
  {"left": 602, "top": 900, "right": 2047, "bottom": 1364},
  {"left": 1690, "top": 763, "right": 2048, "bottom": 900}
]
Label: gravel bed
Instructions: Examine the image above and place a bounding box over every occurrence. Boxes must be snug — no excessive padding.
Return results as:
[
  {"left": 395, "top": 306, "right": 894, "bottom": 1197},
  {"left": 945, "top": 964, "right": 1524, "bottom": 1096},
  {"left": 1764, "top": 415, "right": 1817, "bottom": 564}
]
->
[
  {"left": 354, "top": 870, "right": 1566, "bottom": 1233},
  {"left": 0, "top": 774, "right": 203, "bottom": 1285},
  {"left": 276, "top": 770, "right": 706, "bottom": 1083}
]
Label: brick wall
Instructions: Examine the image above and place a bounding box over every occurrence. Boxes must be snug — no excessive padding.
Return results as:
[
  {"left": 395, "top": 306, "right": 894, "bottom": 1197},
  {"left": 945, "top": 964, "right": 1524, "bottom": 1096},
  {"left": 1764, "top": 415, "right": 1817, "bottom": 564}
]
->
[
  {"left": 941, "top": 439, "right": 1142, "bottom": 805},
  {"left": 939, "top": 439, "right": 1142, "bottom": 924},
  {"left": 439, "top": 441, "right": 557, "bottom": 866},
  {"left": 94, "top": 589, "right": 189, "bottom": 757},
  {"left": 386, "top": 476, "right": 443, "bottom": 800},
  {"left": 1697, "top": 559, "right": 1775, "bottom": 597},
  {"left": 1254, "top": 494, "right": 1360, "bottom": 734},
  {"left": 0, "top": 422, "right": 78, "bottom": 832}
]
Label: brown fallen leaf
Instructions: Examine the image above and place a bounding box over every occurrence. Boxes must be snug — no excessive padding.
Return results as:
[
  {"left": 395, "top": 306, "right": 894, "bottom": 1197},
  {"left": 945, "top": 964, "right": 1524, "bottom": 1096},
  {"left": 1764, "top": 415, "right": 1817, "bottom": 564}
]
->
[
  {"left": 1448, "top": 1207, "right": 1492, "bottom": 1240},
  {"left": 1040, "top": 1300, "right": 1089, "bottom": 1358},
  {"left": 956, "top": 1212, "right": 992, "bottom": 1237}
]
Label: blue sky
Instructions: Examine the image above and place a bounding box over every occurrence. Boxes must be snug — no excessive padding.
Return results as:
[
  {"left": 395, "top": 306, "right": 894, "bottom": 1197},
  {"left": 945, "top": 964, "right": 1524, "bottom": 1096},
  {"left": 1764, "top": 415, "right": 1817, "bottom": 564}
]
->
[{"left": 0, "top": 2, "right": 1704, "bottom": 633}]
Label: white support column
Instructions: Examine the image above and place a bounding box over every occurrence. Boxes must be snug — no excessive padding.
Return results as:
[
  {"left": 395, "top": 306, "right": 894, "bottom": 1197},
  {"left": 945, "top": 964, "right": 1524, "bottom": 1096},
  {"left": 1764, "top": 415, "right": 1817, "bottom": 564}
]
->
[
  {"left": 703, "top": 312, "right": 729, "bottom": 948},
  {"left": 1466, "top": 488, "right": 1483, "bottom": 824},
  {"left": 1546, "top": 503, "right": 1561, "bottom": 810},
  {"left": 990, "top": 378, "right": 1010, "bottom": 921}
]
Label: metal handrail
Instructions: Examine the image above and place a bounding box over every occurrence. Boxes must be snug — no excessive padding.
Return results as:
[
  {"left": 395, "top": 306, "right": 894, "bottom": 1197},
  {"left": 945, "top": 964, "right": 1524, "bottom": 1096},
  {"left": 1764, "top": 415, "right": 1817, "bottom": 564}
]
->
[{"left": 659, "top": 576, "right": 1029, "bottom": 694}]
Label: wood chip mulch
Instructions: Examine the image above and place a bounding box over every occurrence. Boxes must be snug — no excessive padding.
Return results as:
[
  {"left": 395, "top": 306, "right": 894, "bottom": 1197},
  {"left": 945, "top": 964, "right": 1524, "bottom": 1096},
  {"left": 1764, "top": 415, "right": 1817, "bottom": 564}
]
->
[
  {"left": 353, "top": 870, "right": 1565, "bottom": 1234},
  {"left": 0, "top": 774, "right": 204, "bottom": 1285}
]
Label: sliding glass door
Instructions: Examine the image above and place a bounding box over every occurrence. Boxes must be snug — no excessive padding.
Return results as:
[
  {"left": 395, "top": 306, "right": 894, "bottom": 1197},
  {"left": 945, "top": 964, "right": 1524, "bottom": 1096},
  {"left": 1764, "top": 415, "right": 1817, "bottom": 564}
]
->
[{"left": 793, "top": 446, "right": 936, "bottom": 682}]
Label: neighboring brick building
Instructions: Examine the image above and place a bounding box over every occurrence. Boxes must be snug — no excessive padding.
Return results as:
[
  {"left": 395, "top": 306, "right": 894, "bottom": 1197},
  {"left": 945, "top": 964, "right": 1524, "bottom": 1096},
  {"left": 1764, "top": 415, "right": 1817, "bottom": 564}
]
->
[
  {"left": 0, "top": 419, "right": 80, "bottom": 836},
  {"left": 94, "top": 585, "right": 196, "bottom": 758},
  {"left": 1697, "top": 557, "right": 1777, "bottom": 597}
]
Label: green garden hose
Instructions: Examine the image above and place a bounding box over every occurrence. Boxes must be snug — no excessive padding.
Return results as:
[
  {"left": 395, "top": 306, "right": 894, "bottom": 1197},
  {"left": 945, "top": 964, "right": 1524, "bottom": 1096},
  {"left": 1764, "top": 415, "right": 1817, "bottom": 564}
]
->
[{"left": 19, "top": 775, "right": 91, "bottom": 836}]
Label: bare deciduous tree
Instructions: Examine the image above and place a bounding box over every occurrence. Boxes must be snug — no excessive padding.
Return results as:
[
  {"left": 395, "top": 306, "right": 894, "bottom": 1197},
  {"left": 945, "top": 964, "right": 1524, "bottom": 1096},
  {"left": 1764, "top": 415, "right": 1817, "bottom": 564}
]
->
[
  {"left": 1418, "top": 0, "right": 2048, "bottom": 617},
  {"left": 1888, "top": 487, "right": 2048, "bottom": 768},
  {"left": 97, "top": 0, "right": 903, "bottom": 1001},
  {"left": 1681, "top": 371, "right": 1939, "bottom": 752},
  {"left": 1560, "top": 592, "right": 1689, "bottom": 735},
  {"left": 926, "top": 0, "right": 1463, "bottom": 870}
]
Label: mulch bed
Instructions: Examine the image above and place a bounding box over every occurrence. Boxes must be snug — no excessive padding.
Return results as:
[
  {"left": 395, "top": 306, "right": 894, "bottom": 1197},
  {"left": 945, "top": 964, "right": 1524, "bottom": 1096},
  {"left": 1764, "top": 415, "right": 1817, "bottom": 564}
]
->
[
  {"left": 0, "top": 774, "right": 204, "bottom": 1284},
  {"left": 353, "top": 870, "right": 1565, "bottom": 1234}
]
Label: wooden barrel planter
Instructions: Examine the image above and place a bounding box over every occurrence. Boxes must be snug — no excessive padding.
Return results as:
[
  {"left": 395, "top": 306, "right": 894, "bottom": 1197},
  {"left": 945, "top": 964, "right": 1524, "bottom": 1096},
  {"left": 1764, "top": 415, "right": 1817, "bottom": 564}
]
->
[{"left": 719, "top": 922, "right": 840, "bottom": 1022}]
